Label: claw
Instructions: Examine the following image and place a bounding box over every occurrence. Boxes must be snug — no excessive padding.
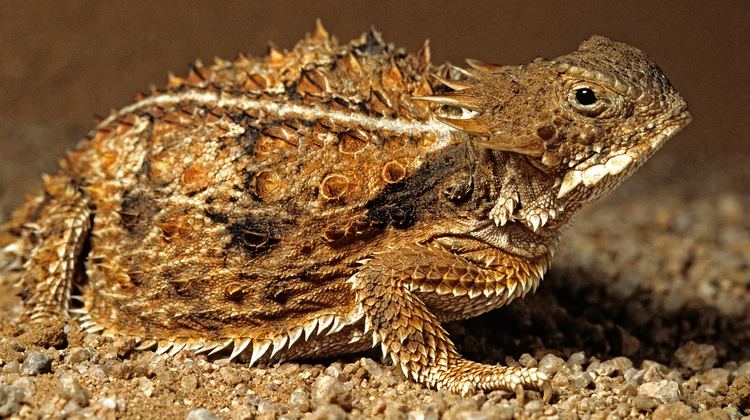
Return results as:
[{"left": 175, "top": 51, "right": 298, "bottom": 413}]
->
[
  {"left": 514, "top": 383, "right": 525, "bottom": 404},
  {"left": 541, "top": 380, "right": 553, "bottom": 403},
  {"left": 539, "top": 211, "right": 549, "bottom": 227}
]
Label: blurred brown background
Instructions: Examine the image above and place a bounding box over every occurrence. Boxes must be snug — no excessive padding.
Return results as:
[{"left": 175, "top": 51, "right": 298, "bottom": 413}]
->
[{"left": 0, "top": 0, "right": 748, "bottom": 215}]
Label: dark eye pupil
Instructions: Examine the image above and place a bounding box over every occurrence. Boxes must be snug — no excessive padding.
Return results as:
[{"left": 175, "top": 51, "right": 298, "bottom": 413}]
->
[{"left": 575, "top": 88, "right": 597, "bottom": 105}]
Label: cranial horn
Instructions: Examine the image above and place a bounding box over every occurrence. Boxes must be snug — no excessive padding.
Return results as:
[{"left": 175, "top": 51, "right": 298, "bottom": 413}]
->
[
  {"left": 431, "top": 74, "right": 473, "bottom": 91},
  {"left": 435, "top": 115, "right": 492, "bottom": 136},
  {"left": 474, "top": 134, "right": 545, "bottom": 157},
  {"left": 411, "top": 92, "right": 483, "bottom": 111},
  {"left": 465, "top": 58, "right": 506, "bottom": 73}
]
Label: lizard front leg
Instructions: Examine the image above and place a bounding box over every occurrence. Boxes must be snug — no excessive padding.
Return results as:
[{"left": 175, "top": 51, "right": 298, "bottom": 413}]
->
[{"left": 349, "top": 243, "right": 551, "bottom": 401}]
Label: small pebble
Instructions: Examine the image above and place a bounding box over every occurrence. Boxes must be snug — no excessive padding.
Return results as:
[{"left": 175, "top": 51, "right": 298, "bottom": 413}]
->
[
  {"left": 641, "top": 360, "right": 668, "bottom": 382},
  {"left": 674, "top": 341, "right": 717, "bottom": 371},
  {"left": 289, "top": 388, "right": 309, "bottom": 412},
  {"left": 180, "top": 374, "right": 199, "bottom": 392},
  {"left": 185, "top": 408, "right": 219, "bottom": 420},
  {"left": 538, "top": 354, "right": 564, "bottom": 376},
  {"left": 137, "top": 377, "right": 154, "bottom": 398},
  {"left": 257, "top": 399, "right": 280, "bottom": 415},
  {"left": 518, "top": 353, "right": 537, "bottom": 368},
  {"left": 632, "top": 395, "right": 658, "bottom": 412},
  {"left": 567, "top": 352, "right": 586, "bottom": 368},
  {"left": 698, "top": 368, "right": 730, "bottom": 394},
  {"left": 0, "top": 384, "right": 23, "bottom": 417},
  {"left": 569, "top": 372, "right": 594, "bottom": 390},
  {"left": 652, "top": 401, "right": 694, "bottom": 420},
  {"left": 57, "top": 373, "right": 89, "bottom": 406},
  {"left": 624, "top": 368, "right": 645, "bottom": 386},
  {"left": 324, "top": 363, "right": 344, "bottom": 380},
  {"left": 21, "top": 351, "right": 52, "bottom": 375},
  {"left": 65, "top": 347, "right": 94, "bottom": 364},
  {"left": 733, "top": 361, "right": 750, "bottom": 378},
  {"left": 99, "top": 398, "right": 117, "bottom": 410},
  {"left": 308, "top": 404, "right": 347, "bottom": 420},
  {"left": 442, "top": 401, "right": 481, "bottom": 420},
  {"left": 360, "top": 357, "right": 383, "bottom": 377},
  {"left": 638, "top": 379, "right": 681, "bottom": 404},
  {"left": 12, "top": 377, "right": 36, "bottom": 397},
  {"left": 312, "top": 374, "right": 347, "bottom": 407},
  {"left": 3, "top": 361, "right": 20, "bottom": 373}
]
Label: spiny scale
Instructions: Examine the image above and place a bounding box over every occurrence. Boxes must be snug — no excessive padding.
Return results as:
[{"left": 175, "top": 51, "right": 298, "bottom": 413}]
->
[{"left": 1, "top": 20, "right": 691, "bottom": 401}]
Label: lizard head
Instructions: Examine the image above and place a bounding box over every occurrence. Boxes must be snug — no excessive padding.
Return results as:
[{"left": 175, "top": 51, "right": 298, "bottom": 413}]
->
[{"left": 419, "top": 35, "right": 691, "bottom": 203}]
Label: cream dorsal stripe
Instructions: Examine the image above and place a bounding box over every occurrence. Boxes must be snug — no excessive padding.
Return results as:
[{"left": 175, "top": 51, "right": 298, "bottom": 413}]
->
[{"left": 97, "top": 90, "right": 455, "bottom": 138}]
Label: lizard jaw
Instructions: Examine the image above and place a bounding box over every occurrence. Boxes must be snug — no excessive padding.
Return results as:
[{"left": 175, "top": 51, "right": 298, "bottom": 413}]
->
[{"left": 557, "top": 111, "right": 691, "bottom": 199}]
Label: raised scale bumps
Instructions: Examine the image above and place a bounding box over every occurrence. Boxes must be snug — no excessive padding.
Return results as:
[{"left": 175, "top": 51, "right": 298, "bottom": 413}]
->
[{"left": 0, "top": 22, "right": 690, "bottom": 401}]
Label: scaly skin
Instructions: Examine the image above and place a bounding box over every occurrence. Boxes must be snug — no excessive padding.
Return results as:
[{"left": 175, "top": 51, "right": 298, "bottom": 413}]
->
[{"left": 0, "top": 23, "right": 690, "bottom": 401}]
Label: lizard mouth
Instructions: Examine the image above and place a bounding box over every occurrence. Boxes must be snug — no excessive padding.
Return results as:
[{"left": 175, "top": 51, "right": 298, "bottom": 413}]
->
[{"left": 557, "top": 110, "right": 692, "bottom": 199}]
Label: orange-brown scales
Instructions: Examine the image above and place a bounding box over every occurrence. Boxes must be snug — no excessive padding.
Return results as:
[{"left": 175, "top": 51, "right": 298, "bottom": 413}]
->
[{"left": 0, "top": 22, "right": 690, "bottom": 399}]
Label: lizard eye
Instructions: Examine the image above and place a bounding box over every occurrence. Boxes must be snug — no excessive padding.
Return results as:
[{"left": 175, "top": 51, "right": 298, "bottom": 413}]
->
[
  {"left": 568, "top": 85, "right": 608, "bottom": 117},
  {"left": 575, "top": 88, "right": 597, "bottom": 105}
]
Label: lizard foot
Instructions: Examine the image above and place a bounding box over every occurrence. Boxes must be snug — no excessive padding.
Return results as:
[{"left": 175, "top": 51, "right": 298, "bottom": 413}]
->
[
  {"left": 520, "top": 207, "right": 557, "bottom": 232},
  {"left": 442, "top": 359, "right": 551, "bottom": 403},
  {"left": 489, "top": 191, "right": 519, "bottom": 226}
]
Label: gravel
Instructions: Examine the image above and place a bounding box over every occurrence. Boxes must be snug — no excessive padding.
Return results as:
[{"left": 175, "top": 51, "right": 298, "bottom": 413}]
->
[
  {"left": 185, "top": 408, "right": 219, "bottom": 420},
  {"left": 638, "top": 380, "right": 681, "bottom": 404},
  {"left": 675, "top": 341, "right": 718, "bottom": 371},
  {"left": 0, "top": 384, "right": 24, "bottom": 417},
  {"left": 57, "top": 373, "right": 90, "bottom": 406},
  {"left": 0, "top": 147, "right": 748, "bottom": 417},
  {"left": 21, "top": 350, "right": 52, "bottom": 375}
]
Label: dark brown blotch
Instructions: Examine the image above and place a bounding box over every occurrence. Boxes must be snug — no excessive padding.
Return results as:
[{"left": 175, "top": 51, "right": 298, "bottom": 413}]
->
[
  {"left": 536, "top": 125, "right": 556, "bottom": 141},
  {"left": 228, "top": 219, "right": 280, "bottom": 256},
  {"left": 224, "top": 283, "right": 246, "bottom": 302},
  {"left": 118, "top": 191, "right": 158, "bottom": 238}
]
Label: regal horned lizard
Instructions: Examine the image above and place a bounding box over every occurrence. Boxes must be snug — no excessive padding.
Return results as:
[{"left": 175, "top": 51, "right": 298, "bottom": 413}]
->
[{"left": 0, "top": 22, "right": 689, "bottom": 399}]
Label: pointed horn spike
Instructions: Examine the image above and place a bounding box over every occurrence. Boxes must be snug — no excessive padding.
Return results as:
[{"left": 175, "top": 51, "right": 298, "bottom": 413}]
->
[
  {"left": 328, "top": 317, "right": 345, "bottom": 335},
  {"left": 229, "top": 338, "right": 251, "bottom": 361},
  {"left": 435, "top": 115, "right": 492, "bottom": 136},
  {"left": 155, "top": 341, "right": 174, "bottom": 355},
  {"left": 288, "top": 327, "right": 303, "bottom": 347},
  {"left": 431, "top": 74, "right": 473, "bottom": 91},
  {"left": 85, "top": 326, "right": 104, "bottom": 334},
  {"left": 465, "top": 58, "right": 505, "bottom": 73},
  {"left": 506, "top": 279, "right": 518, "bottom": 297},
  {"left": 135, "top": 340, "right": 157, "bottom": 351},
  {"left": 168, "top": 341, "right": 188, "bottom": 357},
  {"left": 317, "top": 315, "right": 334, "bottom": 335},
  {"left": 188, "top": 341, "right": 205, "bottom": 352},
  {"left": 380, "top": 342, "right": 389, "bottom": 358},
  {"left": 270, "top": 335, "right": 289, "bottom": 359},
  {"left": 303, "top": 319, "right": 318, "bottom": 341},
  {"left": 249, "top": 340, "right": 271, "bottom": 366},
  {"left": 473, "top": 135, "right": 545, "bottom": 157},
  {"left": 417, "top": 39, "right": 431, "bottom": 67},
  {"left": 207, "top": 339, "right": 233, "bottom": 356},
  {"left": 313, "top": 18, "right": 329, "bottom": 41},
  {"left": 411, "top": 93, "right": 482, "bottom": 111},
  {"left": 446, "top": 63, "right": 477, "bottom": 79},
  {"left": 194, "top": 342, "right": 217, "bottom": 354}
]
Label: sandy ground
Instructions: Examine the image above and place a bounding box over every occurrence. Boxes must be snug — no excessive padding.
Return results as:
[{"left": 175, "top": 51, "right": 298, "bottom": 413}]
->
[{"left": 0, "top": 121, "right": 748, "bottom": 419}]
